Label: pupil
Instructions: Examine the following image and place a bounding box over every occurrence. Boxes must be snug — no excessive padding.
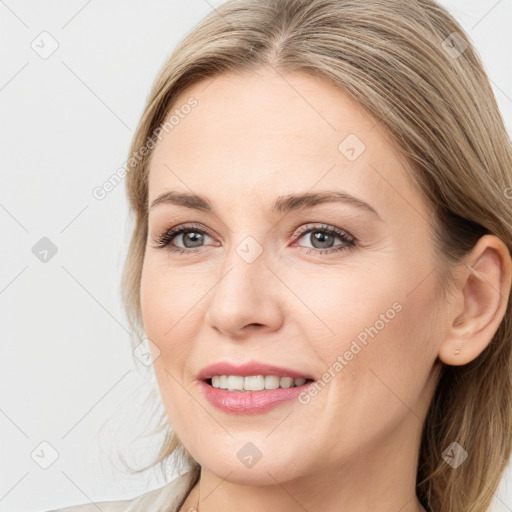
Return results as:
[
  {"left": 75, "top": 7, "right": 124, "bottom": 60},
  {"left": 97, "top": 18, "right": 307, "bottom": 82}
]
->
[
  {"left": 311, "top": 231, "right": 334, "bottom": 249},
  {"left": 184, "top": 231, "right": 203, "bottom": 248}
]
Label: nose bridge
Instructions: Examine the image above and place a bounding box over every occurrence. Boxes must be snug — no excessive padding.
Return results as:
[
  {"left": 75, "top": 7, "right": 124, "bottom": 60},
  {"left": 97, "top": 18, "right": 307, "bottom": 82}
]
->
[
  {"left": 206, "top": 231, "right": 282, "bottom": 335},
  {"left": 218, "top": 205, "right": 270, "bottom": 271},
  {"left": 213, "top": 232, "right": 267, "bottom": 305}
]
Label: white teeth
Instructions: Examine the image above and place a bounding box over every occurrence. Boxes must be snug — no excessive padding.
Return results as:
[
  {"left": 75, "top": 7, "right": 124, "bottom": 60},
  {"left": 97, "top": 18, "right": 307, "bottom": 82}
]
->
[
  {"left": 264, "top": 375, "right": 280, "bottom": 389},
  {"left": 244, "top": 375, "right": 265, "bottom": 391},
  {"left": 226, "top": 375, "right": 244, "bottom": 391},
  {"left": 280, "top": 376, "right": 294, "bottom": 388},
  {"left": 209, "top": 375, "right": 309, "bottom": 391}
]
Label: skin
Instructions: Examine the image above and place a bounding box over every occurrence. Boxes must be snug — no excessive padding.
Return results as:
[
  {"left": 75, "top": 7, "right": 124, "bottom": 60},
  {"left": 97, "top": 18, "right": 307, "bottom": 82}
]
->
[{"left": 140, "top": 66, "right": 511, "bottom": 512}]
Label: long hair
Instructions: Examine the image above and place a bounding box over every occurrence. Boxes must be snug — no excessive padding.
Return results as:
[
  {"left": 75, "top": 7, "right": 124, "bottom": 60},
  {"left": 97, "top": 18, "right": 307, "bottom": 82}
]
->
[{"left": 119, "top": 1, "right": 512, "bottom": 510}]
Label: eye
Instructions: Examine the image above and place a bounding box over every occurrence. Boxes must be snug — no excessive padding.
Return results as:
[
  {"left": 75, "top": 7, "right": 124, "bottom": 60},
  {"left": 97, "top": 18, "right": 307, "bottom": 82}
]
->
[
  {"left": 151, "top": 222, "right": 356, "bottom": 256},
  {"left": 151, "top": 223, "right": 217, "bottom": 254},
  {"left": 292, "top": 223, "right": 356, "bottom": 255}
]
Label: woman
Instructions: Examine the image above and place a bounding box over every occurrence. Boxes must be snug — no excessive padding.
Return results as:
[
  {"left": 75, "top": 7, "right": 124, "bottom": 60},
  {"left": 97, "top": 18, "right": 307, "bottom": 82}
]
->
[{"left": 46, "top": 0, "right": 512, "bottom": 511}]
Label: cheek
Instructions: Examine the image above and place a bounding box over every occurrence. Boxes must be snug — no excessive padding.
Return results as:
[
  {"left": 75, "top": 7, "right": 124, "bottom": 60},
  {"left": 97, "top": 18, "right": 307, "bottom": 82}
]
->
[
  {"left": 140, "top": 261, "right": 201, "bottom": 422},
  {"left": 279, "top": 264, "right": 401, "bottom": 354},
  {"left": 291, "top": 262, "right": 437, "bottom": 402},
  {"left": 334, "top": 275, "right": 440, "bottom": 423},
  {"left": 140, "top": 258, "right": 205, "bottom": 350}
]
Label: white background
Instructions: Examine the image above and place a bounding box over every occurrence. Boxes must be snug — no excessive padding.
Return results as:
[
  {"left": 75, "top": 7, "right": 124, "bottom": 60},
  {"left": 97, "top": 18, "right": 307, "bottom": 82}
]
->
[{"left": 1, "top": 1, "right": 511, "bottom": 511}]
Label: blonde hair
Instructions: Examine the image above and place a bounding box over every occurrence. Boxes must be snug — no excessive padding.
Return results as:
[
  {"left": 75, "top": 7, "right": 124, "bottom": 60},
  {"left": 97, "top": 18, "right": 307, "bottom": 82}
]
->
[{"left": 120, "top": 1, "right": 512, "bottom": 510}]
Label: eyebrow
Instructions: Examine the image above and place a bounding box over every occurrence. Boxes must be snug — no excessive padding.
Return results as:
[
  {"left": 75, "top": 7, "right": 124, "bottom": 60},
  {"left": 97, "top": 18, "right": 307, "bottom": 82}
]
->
[{"left": 149, "top": 190, "right": 382, "bottom": 220}]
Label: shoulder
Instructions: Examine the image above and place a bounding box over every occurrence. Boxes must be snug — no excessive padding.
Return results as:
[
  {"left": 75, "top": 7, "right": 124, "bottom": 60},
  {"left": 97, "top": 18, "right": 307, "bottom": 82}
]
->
[{"left": 42, "top": 471, "right": 195, "bottom": 512}]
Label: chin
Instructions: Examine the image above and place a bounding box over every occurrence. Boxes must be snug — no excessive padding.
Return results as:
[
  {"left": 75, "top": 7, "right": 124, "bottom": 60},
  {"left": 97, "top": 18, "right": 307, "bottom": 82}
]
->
[{"left": 195, "top": 445, "right": 309, "bottom": 486}]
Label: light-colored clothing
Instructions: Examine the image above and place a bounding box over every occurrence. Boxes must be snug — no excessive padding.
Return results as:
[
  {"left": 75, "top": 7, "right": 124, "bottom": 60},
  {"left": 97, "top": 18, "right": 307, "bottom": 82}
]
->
[{"left": 43, "top": 471, "right": 195, "bottom": 512}]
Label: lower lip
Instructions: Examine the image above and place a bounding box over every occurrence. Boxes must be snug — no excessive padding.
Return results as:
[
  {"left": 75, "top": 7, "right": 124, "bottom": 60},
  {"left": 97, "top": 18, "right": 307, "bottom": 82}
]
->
[{"left": 198, "top": 379, "right": 315, "bottom": 414}]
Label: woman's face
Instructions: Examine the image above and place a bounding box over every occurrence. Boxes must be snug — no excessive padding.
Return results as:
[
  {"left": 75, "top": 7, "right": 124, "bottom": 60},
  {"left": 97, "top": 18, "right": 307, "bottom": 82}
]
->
[{"left": 141, "top": 67, "right": 445, "bottom": 486}]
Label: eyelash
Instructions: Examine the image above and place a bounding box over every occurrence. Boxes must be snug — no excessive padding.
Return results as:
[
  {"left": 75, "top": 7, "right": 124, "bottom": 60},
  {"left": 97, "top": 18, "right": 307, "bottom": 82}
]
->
[{"left": 152, "top": 222, "right": 356, "bottom": 256}]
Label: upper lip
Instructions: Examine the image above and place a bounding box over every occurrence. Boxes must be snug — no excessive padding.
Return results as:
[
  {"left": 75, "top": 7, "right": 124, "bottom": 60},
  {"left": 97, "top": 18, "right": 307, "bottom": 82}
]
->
[{"left": 197, "top": 361, "right": 315, "bottom": 381}]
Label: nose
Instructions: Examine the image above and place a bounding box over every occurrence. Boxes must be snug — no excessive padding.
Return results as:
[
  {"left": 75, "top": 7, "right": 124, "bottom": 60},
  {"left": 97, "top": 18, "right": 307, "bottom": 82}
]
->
[{"left": 205, "top": 244, "right": 284, "bottom": 338}]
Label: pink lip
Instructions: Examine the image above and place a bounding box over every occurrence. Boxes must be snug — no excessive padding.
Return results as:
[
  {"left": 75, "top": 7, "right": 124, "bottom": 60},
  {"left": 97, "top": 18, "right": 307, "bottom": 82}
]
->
[
  {"left": 196, "top": 361, "right": 314, "bottom": 381},
  {"left": 196, "top": 361, "right": 315, "bottom": 415},
  {"left": 198, "top": 380, "right": 315, "bottom": 414}
]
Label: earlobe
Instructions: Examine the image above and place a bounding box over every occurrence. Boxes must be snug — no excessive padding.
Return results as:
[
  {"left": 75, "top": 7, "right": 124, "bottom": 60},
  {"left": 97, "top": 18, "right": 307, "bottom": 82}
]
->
[{"left": 438, "top": 234, "right": 512, "bottom": 367}]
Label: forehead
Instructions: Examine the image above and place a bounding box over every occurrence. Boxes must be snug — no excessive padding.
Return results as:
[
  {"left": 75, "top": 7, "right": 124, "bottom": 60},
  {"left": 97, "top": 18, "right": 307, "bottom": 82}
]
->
[{"left": 147, "top": 67, "right": 427, "bottom": 221}]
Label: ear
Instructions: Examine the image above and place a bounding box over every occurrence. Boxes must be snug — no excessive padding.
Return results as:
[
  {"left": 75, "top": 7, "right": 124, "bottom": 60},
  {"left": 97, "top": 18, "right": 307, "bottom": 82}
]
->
[{"left": 438, "top": 234, "right": 512, "bottom": 366}]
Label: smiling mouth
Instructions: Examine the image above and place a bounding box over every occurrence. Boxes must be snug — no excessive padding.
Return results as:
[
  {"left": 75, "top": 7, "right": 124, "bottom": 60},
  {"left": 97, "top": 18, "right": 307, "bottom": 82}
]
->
[{"left": 204, "top": 376, "right": 315, "bottom": 392}]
